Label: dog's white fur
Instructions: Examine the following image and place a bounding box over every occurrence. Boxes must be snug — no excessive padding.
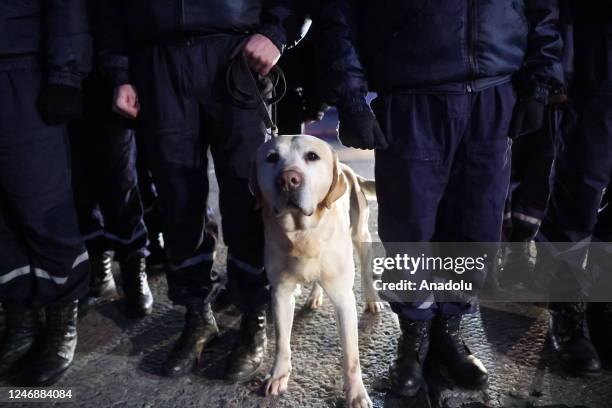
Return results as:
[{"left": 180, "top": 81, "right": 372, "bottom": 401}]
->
[{"left": 250, "top": 135, "right": 383, "bottom": 408}]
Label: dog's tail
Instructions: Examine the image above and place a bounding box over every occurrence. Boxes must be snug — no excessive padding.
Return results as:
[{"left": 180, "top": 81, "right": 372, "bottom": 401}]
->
[{"left": 356, "top": 175, "right": 376, "bottom": 200}]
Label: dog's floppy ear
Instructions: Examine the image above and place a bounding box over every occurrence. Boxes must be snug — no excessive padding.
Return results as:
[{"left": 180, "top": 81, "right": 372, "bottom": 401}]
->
[
  {"left": 248, "top": 159, "right": 262, "bottom": 210},
  {"left": 322, "top": 151, "right": 347, "bottom": 209}
]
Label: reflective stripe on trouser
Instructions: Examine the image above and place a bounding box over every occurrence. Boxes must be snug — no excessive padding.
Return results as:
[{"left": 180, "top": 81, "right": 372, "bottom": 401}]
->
[
  {"left": 0, "top": 69, "right": 89, "bottom": 306},
  {"left": 374, "top": 83, "right": 515, "bottom": 321},
  {"left": 131, "top": 35, "right": 268, "bottom": 309},
  {"left": 69, "top": 75, "right": 148, "bottom": 260}
]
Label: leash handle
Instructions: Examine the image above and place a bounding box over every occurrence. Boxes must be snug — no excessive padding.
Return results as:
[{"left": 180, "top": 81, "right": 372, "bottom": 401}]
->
[
  {"left": 241, "top": 53, "right": 278, "bottom": 136},
  {"left": 226, "top": 38, "right": 285, "bottom": 138}
]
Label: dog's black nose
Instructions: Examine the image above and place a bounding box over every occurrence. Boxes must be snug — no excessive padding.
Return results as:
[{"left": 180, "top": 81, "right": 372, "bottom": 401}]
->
[{"left": 278, "top": 169, "right": 303, "bottom": 190}]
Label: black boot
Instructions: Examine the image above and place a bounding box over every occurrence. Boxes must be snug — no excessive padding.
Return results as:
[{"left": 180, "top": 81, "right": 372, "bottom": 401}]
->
[
  {"left": 119, "top": 254, "right": 153, "bottom": 318},
  {"left": 0, "top": 302, "right": 40, "bottom": 379},
  {"left": 79, "top": 251, "right": 116, "bottom": 315},
  {"left": 499, "top": 241, "right": 536, "bottom": 289},
  {"left": 90, "top": 251, "right": 116, "bottom": 297},
  {"left": 550, "top": 302, "right": 601, "bottom": 376},
  {"left": 225, "top": 308, "right": 267, "bottom": 383},
  {"left": 162, "top": 301, "right": 219, "bottom": 377},
  {"left": 430, "top": 314, "right": 488, "bottom": 389},
  {"left": 388, "top": 319, "right": 430, "bottom": 397},
  {"left": 26, "top": 300, "right": 78, "bottom": 386}
]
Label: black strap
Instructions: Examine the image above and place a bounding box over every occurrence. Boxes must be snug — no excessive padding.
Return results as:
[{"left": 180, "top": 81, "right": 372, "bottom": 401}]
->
[{"left": 226, "top": 40, "right": 286, "bottom": 137}]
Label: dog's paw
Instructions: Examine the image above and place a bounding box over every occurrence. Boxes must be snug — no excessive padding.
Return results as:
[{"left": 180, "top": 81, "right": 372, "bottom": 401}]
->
[
  {"left": 364, "top": 301, "right": 385, "bottom": 314},
  {"left": 346, "top": 386, "right": 373, "bottom": 408},
  {"left": 264, "top": 365, "right": 292, "bottom": 396},
  {"left": 306, "top": 285, "right": 324, "bottom": 310}
]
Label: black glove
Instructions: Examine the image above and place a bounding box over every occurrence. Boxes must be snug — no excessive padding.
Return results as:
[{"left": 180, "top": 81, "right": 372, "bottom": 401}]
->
[
  {"left": 508, "top": 99, "right": 545, "bottom": 139},
  {"left": 337, "top": 102, "right": 388, "bottom": 150},
  {"left": 37, "top": 84, "right": 83, "bottom": 125}
]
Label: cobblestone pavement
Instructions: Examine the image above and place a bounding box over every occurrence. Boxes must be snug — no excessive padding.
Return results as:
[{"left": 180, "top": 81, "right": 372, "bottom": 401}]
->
[{"left": 2, "top": 139, "right": 612, "bottom": 408}]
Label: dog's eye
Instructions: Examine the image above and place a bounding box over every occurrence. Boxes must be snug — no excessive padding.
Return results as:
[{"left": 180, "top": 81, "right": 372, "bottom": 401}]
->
[
  {"left": 266, "top": 152, "right": 280, "bottom": 163},
  {"left": 305, "top": 152, "right": 320, "bottom": 162}
]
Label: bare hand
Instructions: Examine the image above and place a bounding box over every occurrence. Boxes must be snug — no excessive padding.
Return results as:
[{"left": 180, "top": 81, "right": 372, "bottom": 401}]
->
[
  {"left": 243, "top": 33, "right": 281, "bottom": 76},
  {"left": 113, "top": 84, "right": 140, "bottom": 119}
]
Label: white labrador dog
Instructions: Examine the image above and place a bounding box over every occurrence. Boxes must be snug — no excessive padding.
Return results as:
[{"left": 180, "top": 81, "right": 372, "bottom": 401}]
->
[{"left": 250, "top": 135, "right": 383, "bottom": 408}]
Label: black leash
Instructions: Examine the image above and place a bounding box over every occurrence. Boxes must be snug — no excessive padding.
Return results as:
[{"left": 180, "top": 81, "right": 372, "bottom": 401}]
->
[{"left": 226, "top": 41, "right": 286, "bottom": 137}]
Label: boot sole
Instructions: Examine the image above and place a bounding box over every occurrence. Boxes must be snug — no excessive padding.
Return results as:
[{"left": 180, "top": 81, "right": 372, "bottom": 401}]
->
[
  {"left": 21, "top": 364, "right": 71, "bottom": 387},
  {"left": 28, "top": 371, "right": 68, "bottom": 387},
  {"left": 388, "top": 384, "right": 423, "bottom": 398},
  {"left": 558, "top": 359, "right": 602, "bottom": 378},
  {"left": 425, "top": 353, "right": 489, "bottom": 391},
  {"left": 163, "top": 332, "right": 220, "bottom": 377},
  {"left": 550, "top": 335, "right": 603, "bottom": 378},
  {"left": 124, "top": 294, "right": 154, "bottom": 319},
  {"left": 224, "top": 363, "right": 263, "bottom": 384}
]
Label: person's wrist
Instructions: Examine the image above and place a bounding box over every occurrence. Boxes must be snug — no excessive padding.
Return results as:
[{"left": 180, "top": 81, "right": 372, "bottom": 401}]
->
[
  {"left": 256, "top": 26, "right": 286, "bottom": 54},
  {"left": 107, "top": 68, "right": 131, "bottom": 89}
]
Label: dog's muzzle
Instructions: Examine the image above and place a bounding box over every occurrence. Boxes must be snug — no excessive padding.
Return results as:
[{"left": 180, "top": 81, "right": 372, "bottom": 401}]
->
[
  {"left": 277, "top": 169, "right": 303, "bottom": 191},
  {"left": 274, "top": 169, "right": 312, "bottom": 216}
]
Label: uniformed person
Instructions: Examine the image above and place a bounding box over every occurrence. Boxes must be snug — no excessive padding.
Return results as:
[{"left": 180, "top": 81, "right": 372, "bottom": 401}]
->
[
  {"left": 317, "top": 0, "right": 563, "bottom": 397},
  {"left": 95, "top": 0, "right": 301, "bottom": 381},
  {"left": 540, "top": 2, "right": 612, "bottom": 377},
  {"left": 0, "top": 0, "right": 91, "bottom": 385}
]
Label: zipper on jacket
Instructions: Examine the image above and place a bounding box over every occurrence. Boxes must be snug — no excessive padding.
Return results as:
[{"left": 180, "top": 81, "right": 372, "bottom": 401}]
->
[{"left": 465, "top": 0, "right": 477, "bottom": 93}]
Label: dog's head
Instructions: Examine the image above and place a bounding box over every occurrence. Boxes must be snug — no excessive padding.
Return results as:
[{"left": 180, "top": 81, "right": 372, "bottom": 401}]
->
[{"left": 250, "top": 135, "right": 347, "bottom": 229}]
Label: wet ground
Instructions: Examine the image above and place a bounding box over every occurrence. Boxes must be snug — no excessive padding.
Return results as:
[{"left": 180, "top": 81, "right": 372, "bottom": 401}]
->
[{"left": 1, "top": 129, "right": 612, "bottom": 408}]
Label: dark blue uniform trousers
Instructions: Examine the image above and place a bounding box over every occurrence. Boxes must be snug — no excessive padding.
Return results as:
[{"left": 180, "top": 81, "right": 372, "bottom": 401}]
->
[
  {"left": 374, "top": 83, "right": 515, "bottom": 320},
  {"left": 540, "top": 95, "right": 612, "bottom": 243},
  {"left": 69, "top": 74, "right": 147, "bottom": 260},
  {"left": 131, "top": 35, "right": 267, "bottom": 310},
  {"left": 504, "top": 106, "right": 560, "bottom": 242},
  {"left": 538, "top": 95, "right": 612, "bottom": 287},
  {"left": 136, "top": 139, "right": 163, "bottom": 247},
  {"left": 0, "top": 69, "right": 89, "bottom": 306}
]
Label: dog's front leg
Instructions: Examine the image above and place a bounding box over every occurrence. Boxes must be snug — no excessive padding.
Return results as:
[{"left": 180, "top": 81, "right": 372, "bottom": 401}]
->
[
  {"left": 320, "top": 278, "right": 373, "bottom": 408},
  {"left": 355, "top": 239, "right": 385, "bottom": 313},
  {"left": 265, "top": 281, "right": 296, "bottom": 396}
]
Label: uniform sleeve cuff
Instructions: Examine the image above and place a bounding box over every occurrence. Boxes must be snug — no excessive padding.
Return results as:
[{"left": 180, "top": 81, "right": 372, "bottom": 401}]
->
[
  {"left": 257, "top": 24, "right": 286, "bottom": 54},
  {"left": 107, "top": 68, "right": 131, "bottom": 88}
]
